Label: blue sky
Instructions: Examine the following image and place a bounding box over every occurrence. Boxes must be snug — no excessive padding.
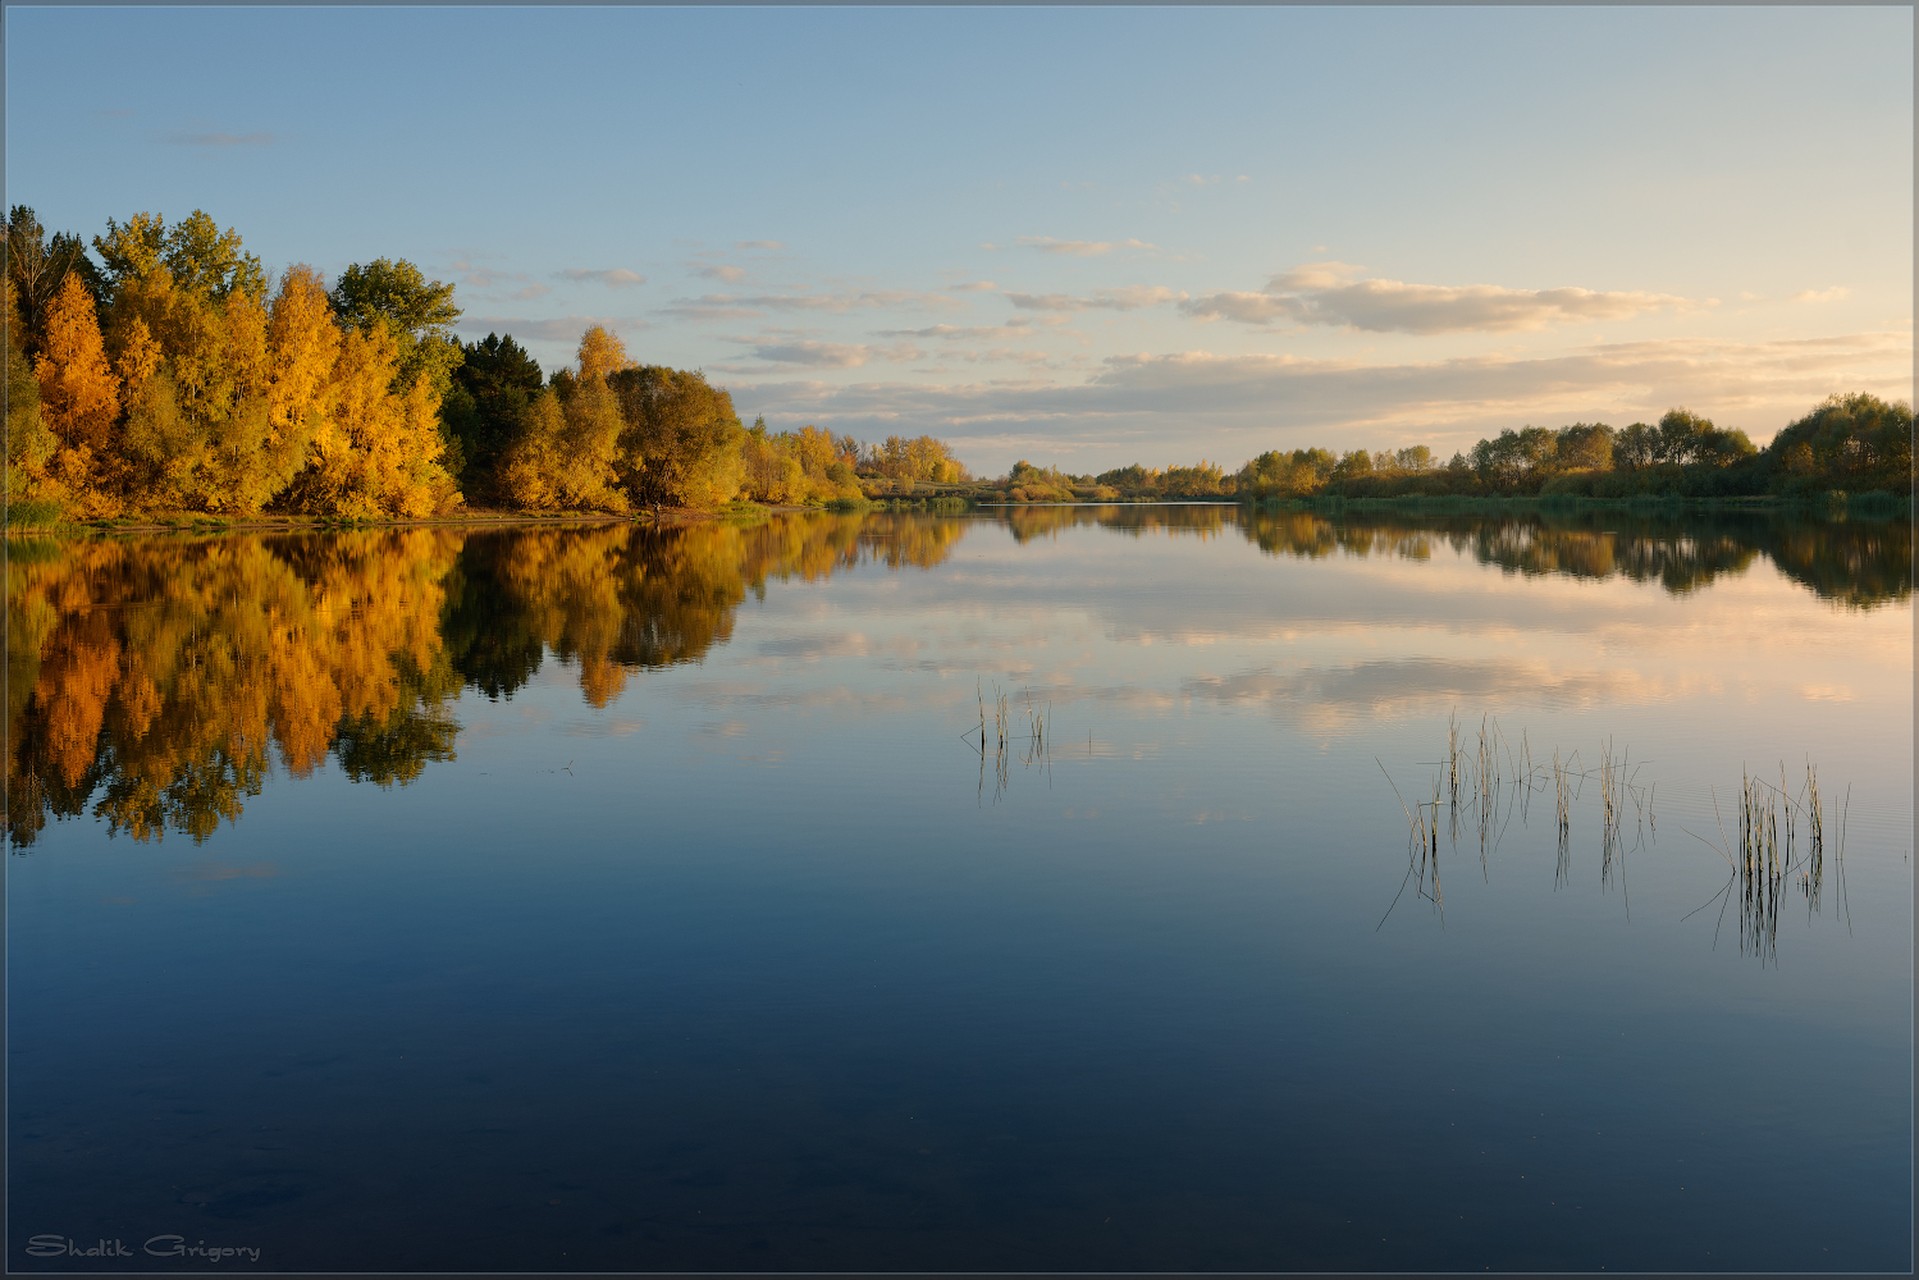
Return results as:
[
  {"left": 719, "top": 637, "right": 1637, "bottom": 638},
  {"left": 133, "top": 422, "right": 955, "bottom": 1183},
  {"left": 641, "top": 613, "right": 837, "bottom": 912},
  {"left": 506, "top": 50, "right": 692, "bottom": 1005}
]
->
[{"left": 7, "top": 5, "right": 1911, "bottom": 475}]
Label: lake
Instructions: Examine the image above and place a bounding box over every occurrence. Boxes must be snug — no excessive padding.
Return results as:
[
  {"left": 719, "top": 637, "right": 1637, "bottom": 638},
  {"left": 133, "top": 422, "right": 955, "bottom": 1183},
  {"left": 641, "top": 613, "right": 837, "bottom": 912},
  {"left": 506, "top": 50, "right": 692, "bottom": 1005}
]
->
[{"left": 6, "top": 506, "right": 1912, "bottom": 1272}]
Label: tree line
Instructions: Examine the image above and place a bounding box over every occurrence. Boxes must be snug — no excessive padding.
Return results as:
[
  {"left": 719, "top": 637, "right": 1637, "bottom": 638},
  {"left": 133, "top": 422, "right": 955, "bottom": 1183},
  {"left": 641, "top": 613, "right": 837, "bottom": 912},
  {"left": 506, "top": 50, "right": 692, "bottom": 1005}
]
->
[
  {"left": 4, "top": 205, "right": 969, "bottom": 521},
  {"left": 990, "top": 395, "right": 1910, "bottom": 505},
  {"left": 8, "top": 205, "right": 1905, "bottom": 521}
]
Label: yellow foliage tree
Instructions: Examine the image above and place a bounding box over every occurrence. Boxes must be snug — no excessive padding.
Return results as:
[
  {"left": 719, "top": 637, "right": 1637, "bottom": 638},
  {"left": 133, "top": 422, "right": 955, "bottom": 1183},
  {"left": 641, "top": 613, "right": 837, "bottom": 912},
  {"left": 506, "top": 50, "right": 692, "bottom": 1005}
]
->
[
  {"left": 252, "top": 266, "right": 339, "bottom": 507},
  {"left": 291, "top": 323, "right": 458, "bottom": 517},
  {"left": 576, "top": 325, "right": 632, "bottom": 383},
  {"left": 504, "top": 326, "right": 631, "bottom": 513},
  {"left": 114, "top": 316, "right": 197, "bottom": 508},
  {"left": 556, "top": 375, "right": 630, "bottom": 512},
  {"left": 5, "top": 276, "right": 56, "bottom": 505},
  {"left": 34, "top": 273, "right": 122, "bottom": 513},
  {"left": 498, "top": 388, "right": 567, "bottom": 511}
]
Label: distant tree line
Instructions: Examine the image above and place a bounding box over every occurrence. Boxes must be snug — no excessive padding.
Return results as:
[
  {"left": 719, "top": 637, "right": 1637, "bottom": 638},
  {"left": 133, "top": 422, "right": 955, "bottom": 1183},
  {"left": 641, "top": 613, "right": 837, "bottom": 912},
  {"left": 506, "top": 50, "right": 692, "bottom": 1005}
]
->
[
  {"left": 4, "top": 205, "right": 968, "bottom": 521},
  {"left": 988, "top": 397, "right": 1911, "bottom": 505}
]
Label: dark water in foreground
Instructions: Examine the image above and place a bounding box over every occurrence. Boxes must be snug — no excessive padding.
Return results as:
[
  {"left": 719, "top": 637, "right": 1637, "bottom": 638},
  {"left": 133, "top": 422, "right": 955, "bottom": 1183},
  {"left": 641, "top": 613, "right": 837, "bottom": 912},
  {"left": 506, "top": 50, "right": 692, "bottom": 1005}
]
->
[{"left": 7, "top": 508, "right": 1912, "bottom": 1272}]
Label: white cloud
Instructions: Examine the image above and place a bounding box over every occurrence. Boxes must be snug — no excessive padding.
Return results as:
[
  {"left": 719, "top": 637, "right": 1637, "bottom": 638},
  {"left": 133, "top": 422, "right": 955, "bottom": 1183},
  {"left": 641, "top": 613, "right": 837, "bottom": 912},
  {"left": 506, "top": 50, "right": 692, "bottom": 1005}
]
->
[
  {"left": 751, "top": 340, "right": 873, "bottom": 367},
  {"left": 1172, "top": 291, "right": 1296, "bottom": 325},
  {"left": 1014, "top": 236, "right": 1158, "bottom": 257},
  {"left": 1007, "top": 285, "right": 1182, "bottom": 312},
  {"left": 448, "top": 258, "right": 552, "bottom": 303},
  {"left": 744, "top": 337, "right": 926, "bottom": 368},
  {"left": 695, "top": 263, "right": 748, "bottom": 283},
  {"left": 661, "top": 287, "right": 960, "bottom": 320},
  {"left": 723, "top": 330, "right": 1911, "bottom": 467},
  {"left": 1793, "top": 286, "right": 1850, "bottom": 304},
  {"left": 1185, "top": 658, "right": 1664, "bottom": 717},
  {"left": 161, "top": 130, "right": 274, "bottom": 147},
  {"left": 448, "top": 257, "right": 514, "bottom": 289},
  {"left": 658, "top": 300, "right": 765, "bottom": 322},
  {"left": 1180, "top": 261, "right": 1695, "bottom": 334},
  {"left": 873, "top": 320, "right": 1043, "bottom": 341},
  {"left": 948, "top": 280, "right": 999, "bottom": 292},
  {"left": 459, "top": 315, "right": 650, "bottom": 342},
  {"left": 557, "top": 267, "right": 648, "bottom": 288},
  {"left": 735, "top": 240, "right": 784, "bottom": 251}
]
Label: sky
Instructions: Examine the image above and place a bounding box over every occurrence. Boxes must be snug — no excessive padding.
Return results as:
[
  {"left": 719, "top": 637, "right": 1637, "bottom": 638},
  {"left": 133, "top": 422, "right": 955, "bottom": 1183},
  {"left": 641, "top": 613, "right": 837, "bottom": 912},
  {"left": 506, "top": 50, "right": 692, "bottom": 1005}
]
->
[{"left": 6, "top": 5, "right": 1912, "bottom": 476}]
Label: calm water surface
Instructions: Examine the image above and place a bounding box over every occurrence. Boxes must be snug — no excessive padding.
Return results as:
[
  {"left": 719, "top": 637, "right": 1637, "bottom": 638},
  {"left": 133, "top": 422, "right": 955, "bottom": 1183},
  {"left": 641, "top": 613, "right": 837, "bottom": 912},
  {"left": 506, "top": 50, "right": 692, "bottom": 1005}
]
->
[{"left": 7, "top": 508, "right": 1912, "bottom": 1271}]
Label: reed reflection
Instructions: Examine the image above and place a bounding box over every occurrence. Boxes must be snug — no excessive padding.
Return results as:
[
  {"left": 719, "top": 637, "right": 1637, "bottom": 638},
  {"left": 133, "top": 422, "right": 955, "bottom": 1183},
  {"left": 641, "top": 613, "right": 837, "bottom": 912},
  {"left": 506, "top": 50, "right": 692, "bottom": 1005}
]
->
[{"left": 1379, "top": 715, "right": 1851, "bottom": 963}]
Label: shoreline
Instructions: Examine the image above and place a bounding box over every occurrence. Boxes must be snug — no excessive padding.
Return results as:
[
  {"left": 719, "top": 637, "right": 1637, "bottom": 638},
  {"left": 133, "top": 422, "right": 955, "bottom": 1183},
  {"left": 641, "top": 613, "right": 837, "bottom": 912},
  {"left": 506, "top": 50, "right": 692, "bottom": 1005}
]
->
[
  {"left": 5, "top": 491, "right": 1908, "bottom": 540},
  {"left": 0, "top": 505, "right": 762, "bottom": 538}
]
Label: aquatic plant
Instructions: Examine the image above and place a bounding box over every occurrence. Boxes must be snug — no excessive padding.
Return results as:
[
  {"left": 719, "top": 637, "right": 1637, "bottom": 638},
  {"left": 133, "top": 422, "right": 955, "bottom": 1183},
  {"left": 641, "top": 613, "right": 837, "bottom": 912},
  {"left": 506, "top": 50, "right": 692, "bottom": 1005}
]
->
[{"left": 966, "top": 680, "right": 1051, "bottom": 804}]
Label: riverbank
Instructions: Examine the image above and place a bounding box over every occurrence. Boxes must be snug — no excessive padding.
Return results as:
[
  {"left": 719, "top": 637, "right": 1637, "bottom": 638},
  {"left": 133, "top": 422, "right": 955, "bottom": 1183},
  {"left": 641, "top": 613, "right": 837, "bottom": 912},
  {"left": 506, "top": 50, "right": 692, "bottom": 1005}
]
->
[{"left": 0, "top": 504, "right": 767, "bottom": 538}]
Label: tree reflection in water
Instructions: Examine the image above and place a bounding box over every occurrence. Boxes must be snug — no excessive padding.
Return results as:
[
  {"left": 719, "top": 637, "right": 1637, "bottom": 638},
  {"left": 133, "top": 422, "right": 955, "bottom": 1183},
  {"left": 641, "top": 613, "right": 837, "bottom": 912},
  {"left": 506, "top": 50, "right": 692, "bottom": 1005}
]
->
[
  {"left": 5, "top": 507, "right": 1903, "bottom": 847},
  {"left": 3, "top": 514, "right": 961, "bottom": 848},
  {"left": 1238, "top": 507, "right": 1911, "bottom": 607}
]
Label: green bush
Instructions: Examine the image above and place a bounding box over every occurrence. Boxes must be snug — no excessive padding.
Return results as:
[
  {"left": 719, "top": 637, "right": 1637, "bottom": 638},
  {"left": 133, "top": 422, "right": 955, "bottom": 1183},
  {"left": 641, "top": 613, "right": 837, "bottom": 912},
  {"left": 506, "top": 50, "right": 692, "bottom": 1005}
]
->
[{"left": 3, "top": 498, "right": 65, "bottom": 529}]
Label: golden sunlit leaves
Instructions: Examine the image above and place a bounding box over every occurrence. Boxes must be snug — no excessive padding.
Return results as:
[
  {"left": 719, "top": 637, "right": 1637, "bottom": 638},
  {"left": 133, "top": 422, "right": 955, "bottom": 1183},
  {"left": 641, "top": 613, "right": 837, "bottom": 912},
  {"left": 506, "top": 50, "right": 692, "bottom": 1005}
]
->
[
  {"left": 35, "top": 275, "right": 120, "bottom": 455},
  {"left": 576, "top": 325, "right": 632, "bottom": 384},
  {"left": 14, "top": 205, "right": 464, "bottom": 519}
]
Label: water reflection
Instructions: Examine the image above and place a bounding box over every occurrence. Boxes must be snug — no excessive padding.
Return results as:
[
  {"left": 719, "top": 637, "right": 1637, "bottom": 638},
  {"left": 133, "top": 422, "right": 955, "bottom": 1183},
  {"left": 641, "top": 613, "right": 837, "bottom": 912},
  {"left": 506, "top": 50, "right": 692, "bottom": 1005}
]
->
[
  {"left": 5, "top": 508, "right": 1904, "bottom": 848},
  {"left": 982, "top": 503, "right": 1909, "bottom": 604},
  {"left": 1379, "top": 715, "right": 1853, "bottom": 964},
  {"left": 6, "top": 530, "right": 465, "bottom": 846},
  {"left": 4, "top": 515, "right": 962, "bottom": 848},
  {"left": 1238, "top": 507, "right": 1911, "bottom": 606},
  {"left": 987, "top": 502, "right": 1232, "bottom": 542}
]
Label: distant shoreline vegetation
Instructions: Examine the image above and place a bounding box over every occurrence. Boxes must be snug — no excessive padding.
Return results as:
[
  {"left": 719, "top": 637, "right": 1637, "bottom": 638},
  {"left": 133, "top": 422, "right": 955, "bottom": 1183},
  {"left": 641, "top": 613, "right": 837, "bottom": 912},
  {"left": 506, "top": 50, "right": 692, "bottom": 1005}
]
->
[
  {"left": 4, "top": 205, "right": 1910, "bottom": 531},
  {"left": 984, "top": 394, "right": 1912, "bottom": 511}
]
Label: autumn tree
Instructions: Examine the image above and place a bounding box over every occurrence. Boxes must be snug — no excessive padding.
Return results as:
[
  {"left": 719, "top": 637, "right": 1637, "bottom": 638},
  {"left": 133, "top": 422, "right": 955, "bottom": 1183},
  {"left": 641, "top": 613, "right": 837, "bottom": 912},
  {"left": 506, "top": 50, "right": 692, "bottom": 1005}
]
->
[
  {"left": 35, "top": 272, "right": 120, "bottom": 451},
  {"left": 1614, "top": 422, "right": 1656, "bottom": 470},
  {"left": 283, "top": 320, "right": 461, "bottom": 518},
  {"left": 1554, "top": 422, "right": 1614, "bottom": 472},
  {"left": 94, "top": 210, "right": 265, "bottom": 302},
  {"left": 33, "top": 273, "right": 122, "bottom": 512},
  {"left": 1160, "top": 461, "right": 1226, "bottom": 497},
  {"left": 608, "top": 365, "right": 745, "bottom": 510},
  {"left": 739, "top": 417, "right": 804, "bottom": 504},
  {"left": 1765, "top": 393, "right": 1912, "bottom": 495},
  {"left": 492, "top": 328, "right": 630, "bottom": 513},
  {"left": 497, "top": 388, "right": 570, "bottom": 511},
  {"left": 328, "top": 258, "right": 462, "bottom": 395},
  {"left": 253, "top": 267, "right": 342, "bottom": 503},
  {"left": 83, "top": 210, "right": 285, "bottom": 512},
  {"left": 114, "top": 314, "right": 192, "bottom": 506},
  {"left": 549, "top": 327, "right": 631, "bottom": 512},
  {"left": 5, "top": 276, "right": 55, "bottom": 505},
  {"left": 5, "top": 206, "right": 96, "bottom": 358},
  {"left": 1235, "top": 448, "right": 1335, "bottom": 499}
]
